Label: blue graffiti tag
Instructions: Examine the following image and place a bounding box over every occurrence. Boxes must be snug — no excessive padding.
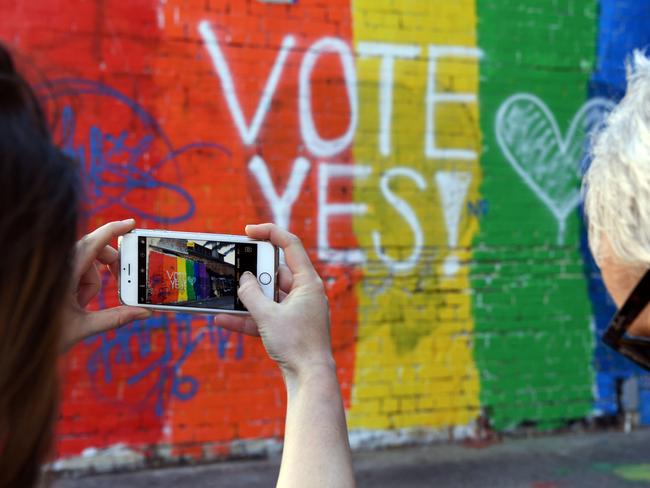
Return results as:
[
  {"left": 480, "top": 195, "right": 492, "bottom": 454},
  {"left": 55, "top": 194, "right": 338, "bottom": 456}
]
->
[
  {"left": 86, "top": 276, "right": 244, "bottom": 416},
  {"left": 85, "top": 274, "right": 244, "bottom": 416},
  {"left": 41, "top": 78, "right": 231, "bottom": 224},
  {"left": 86, "top": 313, "right": 243, "bottom": 416},
  {"left": 467, "top": 199, "right": 489, "bottom": 218}
]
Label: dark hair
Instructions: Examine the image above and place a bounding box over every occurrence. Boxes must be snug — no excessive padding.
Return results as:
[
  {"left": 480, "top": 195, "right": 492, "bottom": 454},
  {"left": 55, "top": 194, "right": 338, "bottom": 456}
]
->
[{"left": 0, "top": 44, "right": 80, "bottom": 487}]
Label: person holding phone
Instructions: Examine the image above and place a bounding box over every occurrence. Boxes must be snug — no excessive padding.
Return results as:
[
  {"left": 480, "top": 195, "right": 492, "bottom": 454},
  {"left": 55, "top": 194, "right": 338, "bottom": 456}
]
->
[
  {"left": 0, "top": 44, "right": 354, "bottom": 488},
  {"left": 118, "top": 230, "right": 279, "bottom": 312}
]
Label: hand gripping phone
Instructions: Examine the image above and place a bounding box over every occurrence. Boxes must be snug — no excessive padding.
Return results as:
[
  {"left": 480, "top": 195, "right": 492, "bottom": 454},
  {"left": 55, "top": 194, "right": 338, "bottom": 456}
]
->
[{"left": 119, "top": 229, "right": 278, "bottom": 314}]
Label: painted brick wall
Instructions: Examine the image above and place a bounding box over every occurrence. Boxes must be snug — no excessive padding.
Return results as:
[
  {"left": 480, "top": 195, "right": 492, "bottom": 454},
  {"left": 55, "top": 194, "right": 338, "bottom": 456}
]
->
[{"left": 1, "top": 0, "right": 649, "bottom": 470}]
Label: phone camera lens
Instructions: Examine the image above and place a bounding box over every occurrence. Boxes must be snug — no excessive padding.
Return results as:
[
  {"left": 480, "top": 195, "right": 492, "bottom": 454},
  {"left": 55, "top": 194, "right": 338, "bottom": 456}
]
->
[{"left": 128, "top": 279, "right": 131, "bottom": 283}]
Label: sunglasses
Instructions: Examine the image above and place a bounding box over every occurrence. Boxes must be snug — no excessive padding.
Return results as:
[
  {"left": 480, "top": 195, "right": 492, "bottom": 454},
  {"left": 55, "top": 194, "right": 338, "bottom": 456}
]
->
[{"left": 602, "top": 269, "right": 650, "bottom": 370}]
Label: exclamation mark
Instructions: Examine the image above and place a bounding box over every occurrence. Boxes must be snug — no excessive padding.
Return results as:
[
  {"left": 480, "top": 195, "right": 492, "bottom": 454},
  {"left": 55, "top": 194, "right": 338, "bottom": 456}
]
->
[{"left": 435, "top": 171, "right": 472, "bottom": 277}]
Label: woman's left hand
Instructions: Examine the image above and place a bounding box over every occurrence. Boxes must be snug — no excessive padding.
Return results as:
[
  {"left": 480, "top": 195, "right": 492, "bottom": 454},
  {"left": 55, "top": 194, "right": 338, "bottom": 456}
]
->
[{"left": 61, "top": 219, "right": 151, "bottom": 352}]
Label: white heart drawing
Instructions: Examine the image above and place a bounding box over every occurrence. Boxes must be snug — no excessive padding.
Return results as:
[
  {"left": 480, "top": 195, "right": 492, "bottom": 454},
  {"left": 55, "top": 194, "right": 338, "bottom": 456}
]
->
[{"left": 495, "top": 93, "right": 613, "bottom": 244}]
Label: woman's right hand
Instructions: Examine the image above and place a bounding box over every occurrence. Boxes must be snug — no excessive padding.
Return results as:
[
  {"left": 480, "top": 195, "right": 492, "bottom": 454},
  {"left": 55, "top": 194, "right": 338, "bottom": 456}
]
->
[
  {"left": 214, "top": 223, "right": 334, "bottom": 380},
  {"left": 216, "top": 223, "right": 355, "bottom": 487}
]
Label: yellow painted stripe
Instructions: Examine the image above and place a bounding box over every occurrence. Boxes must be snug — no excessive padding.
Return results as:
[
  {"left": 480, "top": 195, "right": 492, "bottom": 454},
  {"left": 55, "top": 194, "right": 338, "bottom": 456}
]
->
[
  {"left": 177, "top": 256, "right": 188, "bottom": 302},
  {"left": 350, "top": 0, "right": 481, "bottom": 429}
]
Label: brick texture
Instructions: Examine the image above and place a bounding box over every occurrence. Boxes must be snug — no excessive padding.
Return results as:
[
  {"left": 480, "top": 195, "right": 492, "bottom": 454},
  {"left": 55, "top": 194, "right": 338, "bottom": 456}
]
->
[{"left": 0, "top": 0, "right": 648, "bottom": 470}]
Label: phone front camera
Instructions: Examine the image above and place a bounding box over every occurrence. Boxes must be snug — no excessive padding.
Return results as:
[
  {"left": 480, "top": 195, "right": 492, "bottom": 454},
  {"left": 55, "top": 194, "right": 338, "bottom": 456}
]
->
[{"left": 128, "top": 280, "right": 131, "bottom": 283}]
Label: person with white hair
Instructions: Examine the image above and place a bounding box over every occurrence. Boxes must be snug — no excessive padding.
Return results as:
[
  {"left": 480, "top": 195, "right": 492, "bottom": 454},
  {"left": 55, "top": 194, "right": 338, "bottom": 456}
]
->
[{"left": 584, "top": 50, "right": 650, "bottom": 366}]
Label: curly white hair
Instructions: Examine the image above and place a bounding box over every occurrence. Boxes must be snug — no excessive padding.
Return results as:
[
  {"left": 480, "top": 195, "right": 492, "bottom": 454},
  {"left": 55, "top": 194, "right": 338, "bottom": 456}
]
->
[{"left": 583, "top": 50, "right": 650, "bottom": 266}]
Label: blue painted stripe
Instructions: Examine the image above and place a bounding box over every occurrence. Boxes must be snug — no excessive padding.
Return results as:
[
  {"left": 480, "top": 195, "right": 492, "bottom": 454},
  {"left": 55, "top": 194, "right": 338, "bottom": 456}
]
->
[{"left": 583, "top": 0, "right": 650, "bottom": 420}]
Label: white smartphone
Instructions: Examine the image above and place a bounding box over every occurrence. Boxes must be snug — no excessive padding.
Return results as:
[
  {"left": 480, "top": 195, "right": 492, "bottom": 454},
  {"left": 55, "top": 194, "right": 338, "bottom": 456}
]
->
[{"left": 119, "top": 229, "right": 278, "bottom": 314}]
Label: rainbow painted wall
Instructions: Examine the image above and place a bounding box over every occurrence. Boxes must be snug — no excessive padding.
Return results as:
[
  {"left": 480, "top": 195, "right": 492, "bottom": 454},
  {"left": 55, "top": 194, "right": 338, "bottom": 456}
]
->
[
  {"left": 148, "top": 250, "right": 213, "bottom": 304},
  {"left": 2, "top": 0, "right": 650, "bottom": 468}
]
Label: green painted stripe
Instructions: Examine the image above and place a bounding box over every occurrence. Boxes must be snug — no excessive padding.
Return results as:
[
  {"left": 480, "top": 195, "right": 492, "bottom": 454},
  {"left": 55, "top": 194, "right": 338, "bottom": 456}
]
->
[{"left": 472, "top": 0, "right": 598, "bottom": 430}]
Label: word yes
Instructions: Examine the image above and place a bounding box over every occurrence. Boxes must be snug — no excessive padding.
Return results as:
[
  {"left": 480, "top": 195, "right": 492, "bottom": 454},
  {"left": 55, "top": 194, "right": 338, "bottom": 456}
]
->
[{"left": 166, "top": 270, "right": 187, "bottom": 291}]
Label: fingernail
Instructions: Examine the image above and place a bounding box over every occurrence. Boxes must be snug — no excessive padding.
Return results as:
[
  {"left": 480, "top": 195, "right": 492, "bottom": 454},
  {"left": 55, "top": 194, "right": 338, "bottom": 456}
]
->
[
  {"left": 122, "top": 218, "right": 136, "bottom": 225},
  {"left": 239, "top": 271, "right": 254, "bottom": 287}
]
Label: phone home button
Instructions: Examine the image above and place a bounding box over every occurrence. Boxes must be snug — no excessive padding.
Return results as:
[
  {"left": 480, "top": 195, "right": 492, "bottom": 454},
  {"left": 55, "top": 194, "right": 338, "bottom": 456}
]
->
[{"left": 258, "top": 272, "right": 272, "bottom": 285}]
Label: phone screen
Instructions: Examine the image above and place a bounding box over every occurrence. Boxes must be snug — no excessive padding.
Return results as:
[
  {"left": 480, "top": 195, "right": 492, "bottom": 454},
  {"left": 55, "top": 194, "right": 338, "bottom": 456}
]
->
[{"left": 137, "top": 236, "right": 257, "bottom": 311}]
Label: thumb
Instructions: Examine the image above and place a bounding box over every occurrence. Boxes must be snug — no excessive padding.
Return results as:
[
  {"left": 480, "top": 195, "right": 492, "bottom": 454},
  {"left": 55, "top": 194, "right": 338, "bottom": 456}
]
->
[
  {"left": 237, "top": 271, "right": 272, "bottom": 318},
  {"left": 85, "top": 306, "right": 152, "bottom": 337}
]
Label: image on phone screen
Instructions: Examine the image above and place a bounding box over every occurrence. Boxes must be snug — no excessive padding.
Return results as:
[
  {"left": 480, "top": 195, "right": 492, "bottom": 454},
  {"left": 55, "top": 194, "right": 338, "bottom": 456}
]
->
[{"left": 137, "top": 237, "right": 257, "bottom": 311}]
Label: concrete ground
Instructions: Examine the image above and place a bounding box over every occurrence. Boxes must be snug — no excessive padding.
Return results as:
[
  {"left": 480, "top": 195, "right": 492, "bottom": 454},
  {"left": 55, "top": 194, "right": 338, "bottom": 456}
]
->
[{"left": 55, "top": 429, "right": 650, "bottom": 487}]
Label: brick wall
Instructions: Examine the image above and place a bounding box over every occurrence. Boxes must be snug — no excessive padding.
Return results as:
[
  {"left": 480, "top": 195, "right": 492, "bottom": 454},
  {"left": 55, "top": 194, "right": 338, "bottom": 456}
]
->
[{"left": 1, "top": 0, "right": 649, "bottom": 471}]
